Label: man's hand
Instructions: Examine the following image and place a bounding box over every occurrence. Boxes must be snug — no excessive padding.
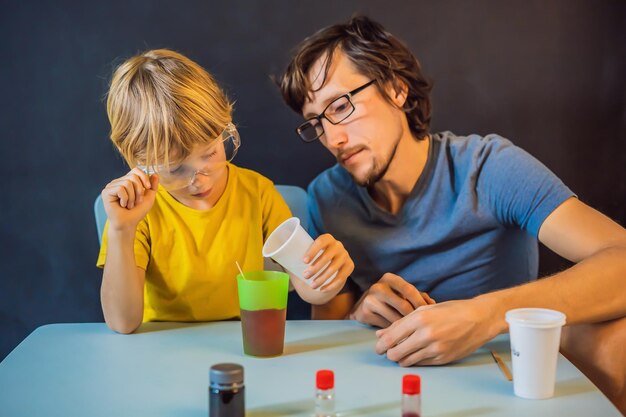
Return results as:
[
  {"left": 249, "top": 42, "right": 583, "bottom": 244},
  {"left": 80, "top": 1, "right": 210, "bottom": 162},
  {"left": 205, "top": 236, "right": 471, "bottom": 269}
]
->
[
  {"left": 348, "top": 273, "right": 435, "bottom": 328},
  {"left": 374, "top": 298, "right": 501, "bottom": 366}
]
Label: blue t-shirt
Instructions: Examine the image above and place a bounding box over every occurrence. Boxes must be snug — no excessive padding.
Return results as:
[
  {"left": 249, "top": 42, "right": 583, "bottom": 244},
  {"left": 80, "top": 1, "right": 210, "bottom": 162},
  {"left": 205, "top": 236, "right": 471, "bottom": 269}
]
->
[{"left": 308, "top": 132, "right": 575, "bottom": 301}]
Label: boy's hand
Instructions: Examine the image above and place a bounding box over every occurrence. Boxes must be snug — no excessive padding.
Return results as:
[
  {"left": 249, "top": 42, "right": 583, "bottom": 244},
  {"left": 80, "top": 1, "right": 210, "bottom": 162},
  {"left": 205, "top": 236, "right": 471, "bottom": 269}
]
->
[
  {"left": 102, "top": 168, "right": 159, "bottom": 231},
  {"left": 302, "top": 234, "right": 354, "bottom": 292}
]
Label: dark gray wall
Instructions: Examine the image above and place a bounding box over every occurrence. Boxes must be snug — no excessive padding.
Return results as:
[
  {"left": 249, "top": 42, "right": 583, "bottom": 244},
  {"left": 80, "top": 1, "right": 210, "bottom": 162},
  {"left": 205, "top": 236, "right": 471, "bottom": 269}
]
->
[{"left": 1, "top": 1, "right": 624, "bottom": 360}]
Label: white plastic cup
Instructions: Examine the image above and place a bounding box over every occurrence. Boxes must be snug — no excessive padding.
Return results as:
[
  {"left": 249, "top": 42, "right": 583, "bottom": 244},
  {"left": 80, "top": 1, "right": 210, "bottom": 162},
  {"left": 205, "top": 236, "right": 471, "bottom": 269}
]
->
[
  {"left": 505, "top": 308, "right": 566, "bottom": 399},
  {"left": 262, "top": 217, "right": 337, "bottom": 288}
]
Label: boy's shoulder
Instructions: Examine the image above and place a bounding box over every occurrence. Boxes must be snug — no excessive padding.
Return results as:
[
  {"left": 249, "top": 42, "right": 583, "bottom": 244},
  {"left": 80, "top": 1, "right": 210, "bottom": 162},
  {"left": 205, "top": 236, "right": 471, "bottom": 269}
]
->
[
  {"left": 230, "top": 164, "right": 276, "bottom": 193},
  {"left": 233, "top": 164, "right": 273, "bottom": 183}
]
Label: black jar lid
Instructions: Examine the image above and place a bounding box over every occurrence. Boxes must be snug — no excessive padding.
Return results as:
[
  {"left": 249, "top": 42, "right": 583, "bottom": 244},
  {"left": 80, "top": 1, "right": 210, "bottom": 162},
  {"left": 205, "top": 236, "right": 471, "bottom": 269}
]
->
[{"left": 210, "top": 363, "right": 244, "bottom": 385}]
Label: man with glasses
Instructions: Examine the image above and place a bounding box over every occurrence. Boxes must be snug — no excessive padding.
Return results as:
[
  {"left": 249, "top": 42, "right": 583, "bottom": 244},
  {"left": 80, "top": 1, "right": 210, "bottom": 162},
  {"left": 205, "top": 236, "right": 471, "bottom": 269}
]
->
[{"left": 277, "top": 15, "right": 626, "bottom": 372}]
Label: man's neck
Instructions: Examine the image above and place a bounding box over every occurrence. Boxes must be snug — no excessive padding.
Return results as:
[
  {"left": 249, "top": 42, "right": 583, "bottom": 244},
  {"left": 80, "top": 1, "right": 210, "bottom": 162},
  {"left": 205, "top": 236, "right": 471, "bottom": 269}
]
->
[{"left": 368, "top": 133, "right": 430, "bottom": 215}]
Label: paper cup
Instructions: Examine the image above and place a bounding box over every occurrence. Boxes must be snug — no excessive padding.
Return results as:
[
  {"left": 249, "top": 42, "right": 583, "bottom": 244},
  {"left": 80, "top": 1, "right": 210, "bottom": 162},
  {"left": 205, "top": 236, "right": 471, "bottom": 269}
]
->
[
  {"left": 505, "top": 308, "right": 566, "bottom": 399},
  {"left": 262, "top": 217, "right": 337, "bottom": 288}
]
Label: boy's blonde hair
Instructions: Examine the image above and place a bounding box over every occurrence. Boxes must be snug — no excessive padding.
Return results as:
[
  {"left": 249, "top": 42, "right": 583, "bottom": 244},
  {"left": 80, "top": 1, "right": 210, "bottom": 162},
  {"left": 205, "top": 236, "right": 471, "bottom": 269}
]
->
[{"left": 106, "top": 49, "right": 233, "bottom": 169}]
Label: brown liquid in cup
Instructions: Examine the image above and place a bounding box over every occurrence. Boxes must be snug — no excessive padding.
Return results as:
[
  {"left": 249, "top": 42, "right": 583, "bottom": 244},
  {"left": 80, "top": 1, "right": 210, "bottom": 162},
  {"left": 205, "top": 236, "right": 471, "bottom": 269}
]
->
[{"left": 240, "top": 308, "right": 286, "bottom": 357}]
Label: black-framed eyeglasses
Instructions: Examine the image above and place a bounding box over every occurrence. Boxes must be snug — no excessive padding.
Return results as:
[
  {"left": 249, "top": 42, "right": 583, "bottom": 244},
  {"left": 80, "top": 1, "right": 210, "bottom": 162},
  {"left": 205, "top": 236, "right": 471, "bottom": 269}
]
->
[{"left": 296, "top": 80, "right": 376, "bottom": 143}]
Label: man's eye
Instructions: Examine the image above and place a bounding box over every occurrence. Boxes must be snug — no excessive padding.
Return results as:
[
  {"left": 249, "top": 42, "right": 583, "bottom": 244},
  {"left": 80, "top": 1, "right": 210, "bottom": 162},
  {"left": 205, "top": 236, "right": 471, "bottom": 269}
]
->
[
  {"left": 330, "top": 101, "right": 350, "bottom": 114},
  {"left": 305, "top": 119, "right": 320, "bottom": 128}
]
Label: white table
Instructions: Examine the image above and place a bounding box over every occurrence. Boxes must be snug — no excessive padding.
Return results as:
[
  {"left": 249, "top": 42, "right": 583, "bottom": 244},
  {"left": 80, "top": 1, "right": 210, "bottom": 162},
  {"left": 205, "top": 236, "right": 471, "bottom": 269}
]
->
[{"left": 0, "top": 321, "right": 620, "bottom": 416}]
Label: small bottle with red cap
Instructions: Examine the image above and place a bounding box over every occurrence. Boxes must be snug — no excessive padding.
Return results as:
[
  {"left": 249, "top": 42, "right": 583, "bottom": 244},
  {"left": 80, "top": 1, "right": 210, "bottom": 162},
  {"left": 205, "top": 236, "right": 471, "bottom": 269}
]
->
[
  {"left": 315, "top": 369, "right": 335, "bottom": 417},
  {"left": 401, "top": 374, "right": 421, "bottom": 417}
]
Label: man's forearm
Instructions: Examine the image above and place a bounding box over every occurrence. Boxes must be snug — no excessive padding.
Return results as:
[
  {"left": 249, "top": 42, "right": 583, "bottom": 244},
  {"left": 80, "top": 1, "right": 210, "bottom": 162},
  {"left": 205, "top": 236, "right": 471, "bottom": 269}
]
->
[{"left": 476, "top": 245, "right": 626, "bottom": 334}]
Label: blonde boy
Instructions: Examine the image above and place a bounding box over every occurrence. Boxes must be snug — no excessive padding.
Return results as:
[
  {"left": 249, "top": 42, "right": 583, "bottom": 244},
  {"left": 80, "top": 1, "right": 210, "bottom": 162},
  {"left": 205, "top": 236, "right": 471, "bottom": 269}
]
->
[{"left": 98, "top": 49, "right": 354, "bottom": 333}]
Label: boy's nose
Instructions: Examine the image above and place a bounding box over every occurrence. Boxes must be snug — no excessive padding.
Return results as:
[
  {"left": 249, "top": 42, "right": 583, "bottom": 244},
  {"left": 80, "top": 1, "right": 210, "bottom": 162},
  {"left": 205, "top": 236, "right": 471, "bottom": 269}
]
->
[{"left": 189, "top": 170, "right": 208, "bottom": 186}]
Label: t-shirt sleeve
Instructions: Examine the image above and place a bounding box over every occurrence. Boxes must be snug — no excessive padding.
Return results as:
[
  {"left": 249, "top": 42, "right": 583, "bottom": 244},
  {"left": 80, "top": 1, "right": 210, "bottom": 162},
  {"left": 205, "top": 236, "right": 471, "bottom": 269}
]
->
[
  {"left": 307, "top": 175, "right": 357, "bottom": 295},
  {"left": 475, "top": 136, "right": 576, "bottom": 237},
  {"left": 260, "top": 182, "right": 293, "bottom": 242},
  {"left": 96, "top": 219, "right": 151, "bottom": 270}
]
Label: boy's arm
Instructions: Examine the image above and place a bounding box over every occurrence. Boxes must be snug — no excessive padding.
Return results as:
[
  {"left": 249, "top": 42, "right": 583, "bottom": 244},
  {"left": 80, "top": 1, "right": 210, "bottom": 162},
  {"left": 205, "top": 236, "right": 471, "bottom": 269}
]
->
[
  {"left": 289, "top": 233, "right": 355, "bottom": 305},
  {"left": 263, "top": 258, "right": 352, "bottom": 304},
  {"left": 288, "top": 271, "right": 340, "bottom": 305},
  {"left": 312, "top": 292, "right": 356, "bottom": 319},
  {"left": 99, "top": 169, "right": 158, "bottom": 334},
  {"left": 101, "top": 228, "right": 146, "bottom": 334}
]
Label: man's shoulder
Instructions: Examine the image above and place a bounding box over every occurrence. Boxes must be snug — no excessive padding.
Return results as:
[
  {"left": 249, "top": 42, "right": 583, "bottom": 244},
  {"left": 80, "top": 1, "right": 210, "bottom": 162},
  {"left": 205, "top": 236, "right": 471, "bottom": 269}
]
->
[
  {"left": 435, "top": 131, "right": 514, "bottom": 154},
  {"left": 308, "top": 164, "right": 355, "bottom": 199},
  {"left": 433, "top": 131, "right": 519, "bottom": 169}
]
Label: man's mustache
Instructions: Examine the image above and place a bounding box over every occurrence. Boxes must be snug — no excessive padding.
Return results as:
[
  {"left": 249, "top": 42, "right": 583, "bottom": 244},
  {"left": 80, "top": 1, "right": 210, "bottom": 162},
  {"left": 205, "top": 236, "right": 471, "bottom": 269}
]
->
[{"left": 337, "top": 146, "right": 365, "bottom": 163}]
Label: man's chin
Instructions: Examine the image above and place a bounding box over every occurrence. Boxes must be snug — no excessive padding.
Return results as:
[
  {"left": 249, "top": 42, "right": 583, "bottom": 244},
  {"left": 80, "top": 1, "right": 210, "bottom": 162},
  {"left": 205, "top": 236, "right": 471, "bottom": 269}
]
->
[
  {"left": 349, "top": 170, "right": 381, "bottom": 188},
  {"left": 341, "top": 164, "right": 365, "bottom": 186},
  {"left": 340, "top": 159, "right": 385, "bottom": 187}
]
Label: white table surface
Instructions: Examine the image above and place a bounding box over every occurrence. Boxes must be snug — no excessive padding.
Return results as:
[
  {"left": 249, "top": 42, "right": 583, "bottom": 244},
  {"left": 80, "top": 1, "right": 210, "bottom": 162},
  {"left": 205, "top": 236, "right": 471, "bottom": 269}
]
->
[{"left": 0, "top": 320, "right": 620, "bottom": 416}]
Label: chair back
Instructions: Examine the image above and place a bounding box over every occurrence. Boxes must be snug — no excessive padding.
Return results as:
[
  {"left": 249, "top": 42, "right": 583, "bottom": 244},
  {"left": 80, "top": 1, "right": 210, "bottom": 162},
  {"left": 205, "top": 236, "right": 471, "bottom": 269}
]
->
[
  {"left": 94, "top": 194, "right": 106, "bottom": 245},
  {"left": 275, "top": 184, "right": 309, "bottom": 232}
]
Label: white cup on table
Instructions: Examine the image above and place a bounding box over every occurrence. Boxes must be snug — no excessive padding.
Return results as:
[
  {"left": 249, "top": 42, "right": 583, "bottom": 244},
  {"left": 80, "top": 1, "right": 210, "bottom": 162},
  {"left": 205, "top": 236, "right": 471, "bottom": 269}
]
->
[
  {"left": 262, "top": 217, "right": 337, "bottom": 289},
  {"left": 505, "top": 308, "right": 566, "bottom": 399}
]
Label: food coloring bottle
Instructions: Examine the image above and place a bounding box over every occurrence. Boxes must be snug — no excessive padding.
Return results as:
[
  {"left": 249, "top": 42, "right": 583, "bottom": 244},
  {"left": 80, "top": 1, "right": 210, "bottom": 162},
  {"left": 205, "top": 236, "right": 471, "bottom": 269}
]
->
[
  {"left": 209, "top": 363, "right": 244, "bottom": 417},
  {"left": 315, "top": 369, "right": 335, "bottom": 417},
  {"left": 401, "top": 374, "right": 421, "bottom": 417}
]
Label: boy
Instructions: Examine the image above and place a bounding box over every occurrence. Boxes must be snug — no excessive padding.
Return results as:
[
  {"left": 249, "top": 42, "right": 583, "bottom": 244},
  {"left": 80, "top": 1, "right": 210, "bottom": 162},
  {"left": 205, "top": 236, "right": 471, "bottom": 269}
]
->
[{"left": 98, "top": 49, "right": 354, "bottom": 333}]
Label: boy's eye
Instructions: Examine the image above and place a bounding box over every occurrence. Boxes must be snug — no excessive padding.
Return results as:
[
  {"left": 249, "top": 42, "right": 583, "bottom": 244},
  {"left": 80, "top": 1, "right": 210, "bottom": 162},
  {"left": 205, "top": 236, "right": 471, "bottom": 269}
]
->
[
  {"left": 202, "top": 150, "right": 218, "bottom": 160},
  {"left": 169, "top": 166, "right": 183, "bottom": 175}
]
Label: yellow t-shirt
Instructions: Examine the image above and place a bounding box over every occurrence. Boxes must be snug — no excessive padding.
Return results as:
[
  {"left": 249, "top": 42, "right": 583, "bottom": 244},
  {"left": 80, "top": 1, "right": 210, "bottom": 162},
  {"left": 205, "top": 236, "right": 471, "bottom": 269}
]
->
[{"left": 97, "top": 164, "right": 291, "bottom": 322}]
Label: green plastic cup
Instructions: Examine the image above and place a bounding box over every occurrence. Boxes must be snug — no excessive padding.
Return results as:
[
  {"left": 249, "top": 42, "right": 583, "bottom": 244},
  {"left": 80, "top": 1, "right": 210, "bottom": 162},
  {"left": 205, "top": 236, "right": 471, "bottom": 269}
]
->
[{"left": 237, "top": 271, "right": 289, "bottom": 357}]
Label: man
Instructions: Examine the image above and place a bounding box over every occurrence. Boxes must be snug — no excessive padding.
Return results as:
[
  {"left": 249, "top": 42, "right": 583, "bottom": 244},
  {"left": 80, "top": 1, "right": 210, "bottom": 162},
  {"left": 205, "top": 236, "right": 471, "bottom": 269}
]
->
[{"left": 277, "top": 15, "right": 626, "bottom": 369}]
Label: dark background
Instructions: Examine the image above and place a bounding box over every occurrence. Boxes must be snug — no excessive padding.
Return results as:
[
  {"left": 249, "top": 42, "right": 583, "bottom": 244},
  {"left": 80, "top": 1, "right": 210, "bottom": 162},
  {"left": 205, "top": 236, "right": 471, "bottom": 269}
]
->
[{"left": 1, "top": 0, "right": 624, "bottom": 361}]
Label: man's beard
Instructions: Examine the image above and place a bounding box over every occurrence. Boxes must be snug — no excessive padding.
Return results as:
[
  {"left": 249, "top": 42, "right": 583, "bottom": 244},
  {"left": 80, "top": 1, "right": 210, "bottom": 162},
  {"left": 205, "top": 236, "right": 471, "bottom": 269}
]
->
[{"left": 348, "top": 140, "right": 400, "bottom": 187}]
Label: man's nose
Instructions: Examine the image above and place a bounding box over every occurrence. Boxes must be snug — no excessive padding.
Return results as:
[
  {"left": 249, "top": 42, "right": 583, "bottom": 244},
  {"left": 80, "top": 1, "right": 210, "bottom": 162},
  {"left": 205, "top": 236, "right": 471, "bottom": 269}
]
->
[{"left": 320, "top": 119, "right": 348, "bottom": 150}]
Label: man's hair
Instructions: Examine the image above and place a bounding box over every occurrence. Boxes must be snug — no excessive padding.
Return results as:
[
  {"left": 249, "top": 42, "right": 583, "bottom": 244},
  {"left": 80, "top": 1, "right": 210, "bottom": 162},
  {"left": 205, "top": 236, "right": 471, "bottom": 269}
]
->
[
  {"left": 279, "top": 15, "right": 432, "bottom": 139},
  {"left": 106, "top": 49, "right": 233, "bottom": 168}
]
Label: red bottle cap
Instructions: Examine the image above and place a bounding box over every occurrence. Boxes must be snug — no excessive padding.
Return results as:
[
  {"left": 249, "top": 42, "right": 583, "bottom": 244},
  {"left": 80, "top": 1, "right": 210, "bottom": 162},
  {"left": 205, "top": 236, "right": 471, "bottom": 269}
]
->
[
  {"left": 402, "top": 374, "right": 421, "bottom": 395},
  {"left": 316, "top": 370, "right": 334, "bottom": 390}
]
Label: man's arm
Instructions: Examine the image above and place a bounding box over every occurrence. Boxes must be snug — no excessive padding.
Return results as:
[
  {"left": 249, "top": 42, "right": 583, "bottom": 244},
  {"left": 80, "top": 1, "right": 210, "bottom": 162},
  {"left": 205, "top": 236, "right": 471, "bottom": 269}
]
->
[
  {"left": 376, "top": 197, "right": 626, "bottom": 366},
  {"left": 312, "top": 273, "right": 435, "bottom": 323},
  {"left": 488, "top": 197, "right": 626, "bottom": 325}
]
